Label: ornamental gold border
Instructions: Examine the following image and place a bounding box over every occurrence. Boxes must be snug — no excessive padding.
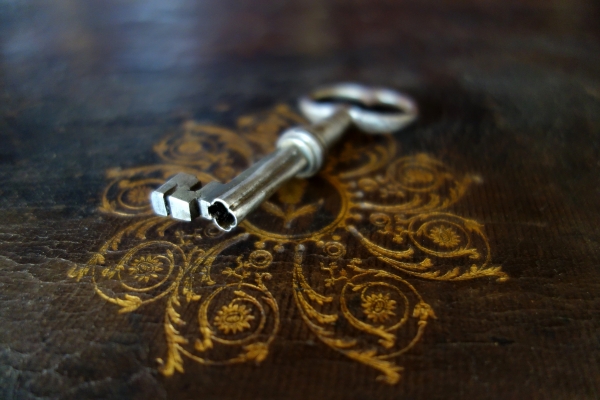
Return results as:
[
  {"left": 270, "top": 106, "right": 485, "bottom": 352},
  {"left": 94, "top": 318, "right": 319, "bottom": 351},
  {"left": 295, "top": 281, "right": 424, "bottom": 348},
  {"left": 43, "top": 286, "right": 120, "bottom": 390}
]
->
[{"left": 68, "top": 104, "right": 508, "bottom": 384}]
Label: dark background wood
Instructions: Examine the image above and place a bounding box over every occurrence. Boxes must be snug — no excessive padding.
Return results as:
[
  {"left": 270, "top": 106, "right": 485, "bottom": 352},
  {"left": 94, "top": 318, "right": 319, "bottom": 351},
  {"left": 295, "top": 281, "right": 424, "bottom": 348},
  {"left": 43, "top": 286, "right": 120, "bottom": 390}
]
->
[{"left": 1, "top": 0, "right": 600, "bottom": 399}]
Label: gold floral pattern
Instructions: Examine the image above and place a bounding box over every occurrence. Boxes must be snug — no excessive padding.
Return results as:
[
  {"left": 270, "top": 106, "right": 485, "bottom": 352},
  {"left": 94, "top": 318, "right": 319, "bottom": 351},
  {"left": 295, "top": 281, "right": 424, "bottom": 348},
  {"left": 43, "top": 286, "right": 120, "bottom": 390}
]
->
[
  {"left": 429, "top": 225, "right": 461, "bottom": 248},
  {"left": 126, "top": 186, "right": 151, "bottom": 205},
  {"left": 362, "top": 293, "right": 397, "bottom": 323},
  {"left": 67, "top": 104, "right": 508, "bottom": 384},
  {"left": 261, "top": 178, "right": 324, "bottom": 228},
  {"left": 214, "top": 303, "right": 255, "bottom": 334},
  {"left": 402, "top": 167, "right": 435, "bottom": 185},
  {"left": 129, "top": 255, "right": 163, "bottom": 283}
]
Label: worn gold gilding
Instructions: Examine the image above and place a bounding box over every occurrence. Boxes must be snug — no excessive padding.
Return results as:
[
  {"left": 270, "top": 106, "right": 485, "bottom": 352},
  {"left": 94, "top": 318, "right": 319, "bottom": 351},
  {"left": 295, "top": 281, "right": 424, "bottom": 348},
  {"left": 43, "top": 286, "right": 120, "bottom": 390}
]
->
[{"left": 68, "top": 105, "right": 507, "bottom": 384}]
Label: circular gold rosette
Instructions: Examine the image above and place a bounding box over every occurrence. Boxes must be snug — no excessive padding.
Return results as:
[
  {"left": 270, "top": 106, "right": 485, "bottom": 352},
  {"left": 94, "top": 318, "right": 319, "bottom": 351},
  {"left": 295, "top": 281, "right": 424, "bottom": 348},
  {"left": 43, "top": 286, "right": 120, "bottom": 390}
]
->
[{"left": 68, "top": 105, "right": 507, "bottom": 384}]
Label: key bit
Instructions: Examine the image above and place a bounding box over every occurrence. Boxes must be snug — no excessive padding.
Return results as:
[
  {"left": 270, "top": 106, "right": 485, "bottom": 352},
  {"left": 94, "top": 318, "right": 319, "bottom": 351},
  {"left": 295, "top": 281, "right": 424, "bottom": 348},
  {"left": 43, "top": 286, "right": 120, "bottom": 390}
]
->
[
  {"left": 151, "top": 83, "right": 418, "bottom": 231},
  {"left": 150, "top": 172, "right": 203, "bottom": 221}
]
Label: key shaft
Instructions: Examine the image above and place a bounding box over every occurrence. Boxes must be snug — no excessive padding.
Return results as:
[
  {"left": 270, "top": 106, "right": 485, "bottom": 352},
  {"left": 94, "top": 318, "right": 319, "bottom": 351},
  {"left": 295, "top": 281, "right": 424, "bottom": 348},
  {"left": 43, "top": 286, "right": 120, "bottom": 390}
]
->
[
  {"left": 198, "top": 109, "right": 351, "bottom": 231},
  {"left": 199, "top": 145, "right": 308, "bottom": 231}
]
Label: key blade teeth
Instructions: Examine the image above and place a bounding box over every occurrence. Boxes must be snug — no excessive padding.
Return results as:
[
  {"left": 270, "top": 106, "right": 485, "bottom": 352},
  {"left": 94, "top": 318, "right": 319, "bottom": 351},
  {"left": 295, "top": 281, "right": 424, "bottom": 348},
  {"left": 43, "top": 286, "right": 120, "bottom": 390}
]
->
[
  {"left": 150, "top": 173, "right": 202, "bottom": 219},
  {"left": 151, "top": 179, "right": 178, "bottom": 216},
  {"left": 168, "top": 189, "right": 200, "bottom": 221},
  {"left": 151, "top": 190, "right": 170, "bottom": 216}
]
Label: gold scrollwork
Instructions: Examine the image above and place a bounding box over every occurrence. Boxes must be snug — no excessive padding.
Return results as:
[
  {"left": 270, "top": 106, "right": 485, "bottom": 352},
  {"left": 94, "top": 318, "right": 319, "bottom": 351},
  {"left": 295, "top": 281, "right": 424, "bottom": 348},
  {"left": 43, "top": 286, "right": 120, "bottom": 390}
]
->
[
  {"left": 159, "top": 235, "right": 280, "bottom": 375},
  {"left": 348, "top": 153, "right": 473, "bottom": 215},
  {"left": 154, "top": 122, "right": 253, "bottom": 181},
  {"left": 348, "top": 212, "right": 508, "bottom": 282},
  {"left": 292, "top": 241, "right": 436, "bottom": 384},
  {"left": 69, "top": 104, "right": 508, "bottom": 384}
]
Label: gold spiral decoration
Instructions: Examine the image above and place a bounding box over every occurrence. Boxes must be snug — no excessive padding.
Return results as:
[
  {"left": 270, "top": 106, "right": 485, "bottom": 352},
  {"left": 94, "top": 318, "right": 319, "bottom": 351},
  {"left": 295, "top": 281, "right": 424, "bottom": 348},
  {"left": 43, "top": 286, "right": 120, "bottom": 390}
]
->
[{"left": 68, "top": 104, "right": 508, "bottom": 384}]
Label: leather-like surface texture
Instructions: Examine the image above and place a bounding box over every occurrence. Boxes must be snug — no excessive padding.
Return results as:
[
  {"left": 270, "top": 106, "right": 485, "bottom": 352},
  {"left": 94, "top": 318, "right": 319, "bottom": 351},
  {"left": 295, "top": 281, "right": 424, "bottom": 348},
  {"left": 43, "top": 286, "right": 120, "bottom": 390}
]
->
[{"left": 1, "top": 0, "right": 599, "bottom": 399}]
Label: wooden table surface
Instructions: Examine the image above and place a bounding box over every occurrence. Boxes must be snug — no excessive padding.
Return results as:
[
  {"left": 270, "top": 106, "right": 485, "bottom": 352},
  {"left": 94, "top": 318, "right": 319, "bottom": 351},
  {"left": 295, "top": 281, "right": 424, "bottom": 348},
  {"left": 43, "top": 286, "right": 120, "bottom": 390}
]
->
[{"left": 1, "top": 0, "right": 599, "bottom": 399}]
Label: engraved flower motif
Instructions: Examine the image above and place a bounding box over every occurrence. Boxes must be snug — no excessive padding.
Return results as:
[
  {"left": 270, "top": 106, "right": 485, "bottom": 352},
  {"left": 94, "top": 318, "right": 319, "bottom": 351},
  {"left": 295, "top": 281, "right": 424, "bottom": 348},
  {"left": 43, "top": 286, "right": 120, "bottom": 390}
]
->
[
  {"left": 429, "top": 225, "right": 460, "bottom": 248},
  {"left": 362, "top": 293, "right": 396, "bottom": 323},
  {"left": 402, "top": 167, "right": 434, "bottom": 184},
  {"left": 214, "top": 303, "right": 255, "bottom": 334},
  {"left": 128, "top": 255, "right": 163, "bottom": 282},
  {"left": 126, "top": 186, "right": 151, "bottom": 205}
]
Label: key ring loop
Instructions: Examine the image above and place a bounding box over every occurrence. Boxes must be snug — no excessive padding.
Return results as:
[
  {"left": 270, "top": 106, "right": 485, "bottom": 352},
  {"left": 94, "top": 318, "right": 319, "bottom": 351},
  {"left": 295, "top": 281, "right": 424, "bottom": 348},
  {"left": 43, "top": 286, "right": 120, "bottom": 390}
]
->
[{"left": 298, "top": 82, "right": 418, "bottom": 134}]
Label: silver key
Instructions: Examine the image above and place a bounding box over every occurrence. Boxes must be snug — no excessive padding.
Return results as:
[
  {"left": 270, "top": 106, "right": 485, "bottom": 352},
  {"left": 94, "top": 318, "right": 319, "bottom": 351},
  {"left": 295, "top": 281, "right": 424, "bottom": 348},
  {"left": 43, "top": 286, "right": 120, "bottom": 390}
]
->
[{"left": 151, "top": 83, "right": 418, "bottom": 231}]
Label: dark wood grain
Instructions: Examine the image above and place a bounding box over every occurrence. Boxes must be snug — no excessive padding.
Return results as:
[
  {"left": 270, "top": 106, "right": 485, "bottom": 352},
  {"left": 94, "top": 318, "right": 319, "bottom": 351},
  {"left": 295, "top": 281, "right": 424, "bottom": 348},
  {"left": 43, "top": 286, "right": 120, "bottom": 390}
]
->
[{"left": 1, "top": 0, "right": 599, "bottom": 399}]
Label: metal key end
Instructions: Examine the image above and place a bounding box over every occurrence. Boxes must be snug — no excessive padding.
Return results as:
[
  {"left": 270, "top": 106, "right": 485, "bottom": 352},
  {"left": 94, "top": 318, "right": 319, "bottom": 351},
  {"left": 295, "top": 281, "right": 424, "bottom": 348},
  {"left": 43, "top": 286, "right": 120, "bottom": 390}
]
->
[
  {"left": 150, "top": 172, "right": 203, "bottom": 221},
  {"left": 150, "top": 171, "right": 256, "bottom": 230},
  {"left": 151, "top": 83, "right": 418, "bottom": 231}
]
